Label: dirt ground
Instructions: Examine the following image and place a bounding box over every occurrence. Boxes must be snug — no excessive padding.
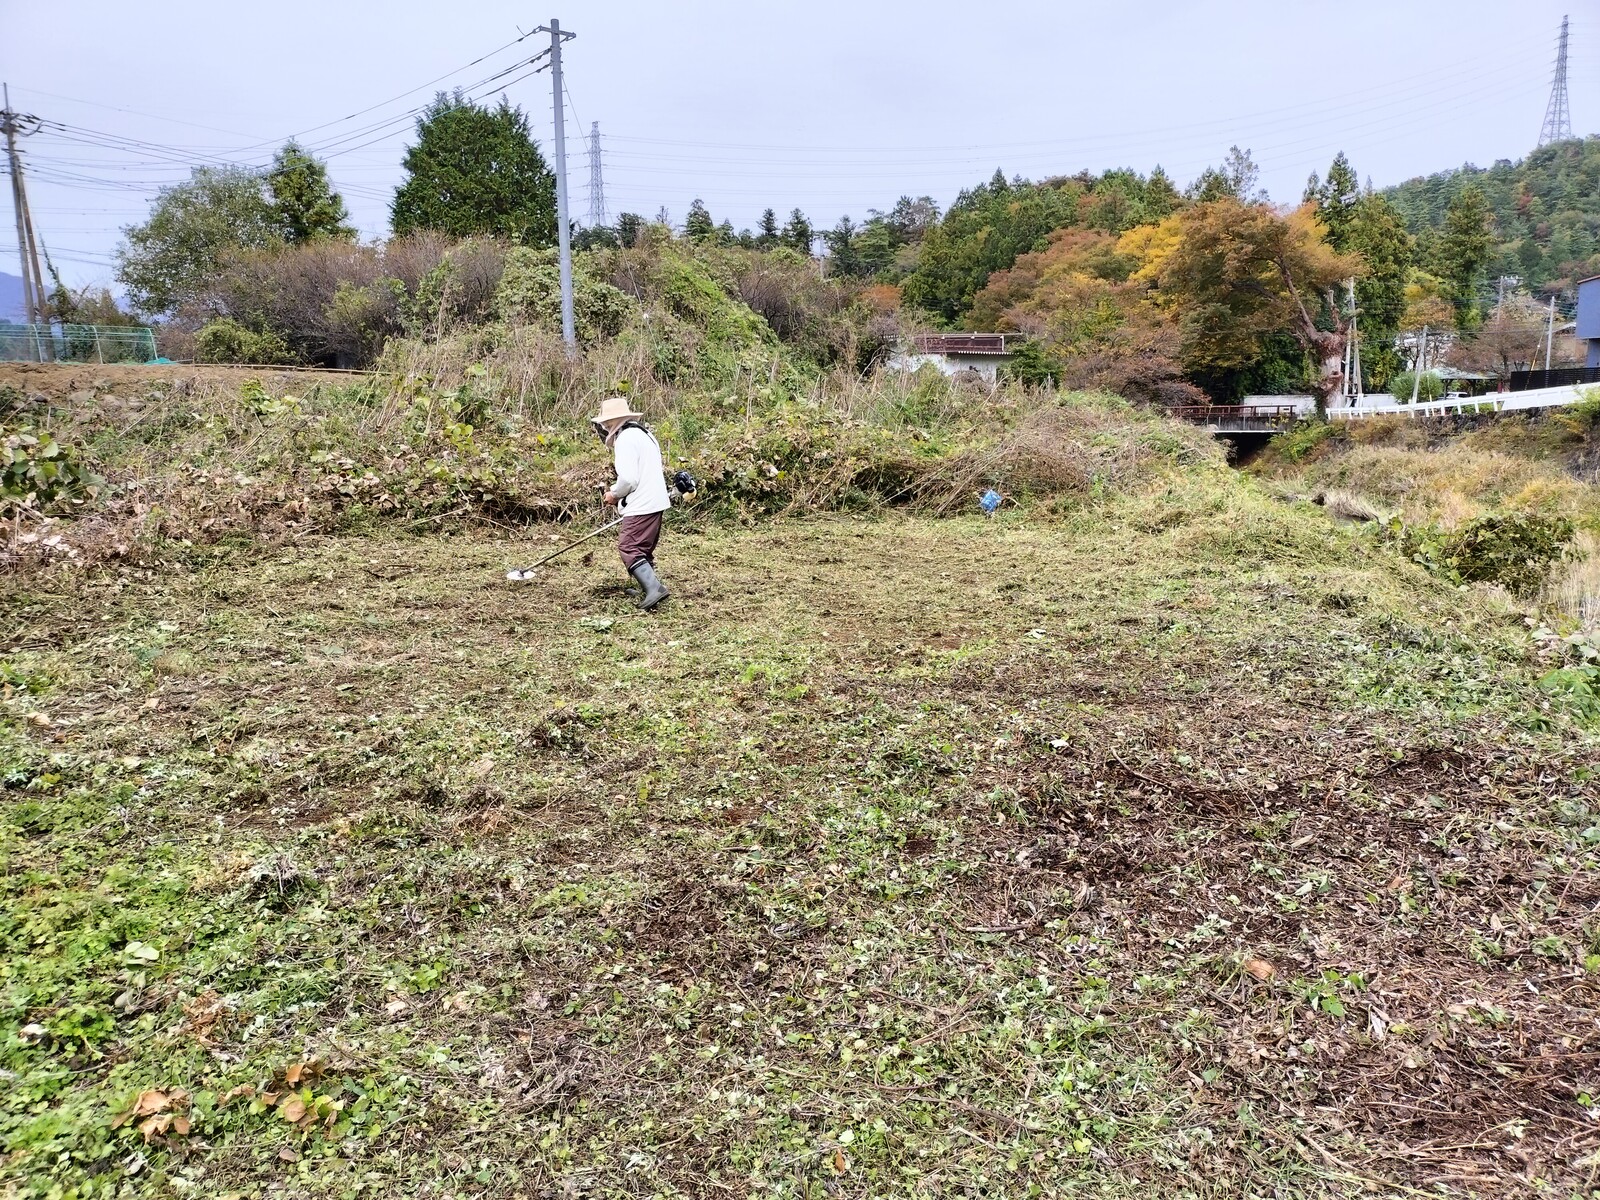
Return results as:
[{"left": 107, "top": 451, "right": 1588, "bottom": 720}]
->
[
  {"left": 0, "top": 361, "right": 363, "bottom": 406},
  {"left": 3, "top": 500, "right": 1598, "bottom": 1198}
]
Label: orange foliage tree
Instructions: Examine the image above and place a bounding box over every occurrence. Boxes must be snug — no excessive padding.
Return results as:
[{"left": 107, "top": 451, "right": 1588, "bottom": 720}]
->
[
  {"left": 1146, "top": 200, "right": 1359, "bottom": 412},
  {"left": 969, "top": 229, "right": 1202, "bottom": 407}
]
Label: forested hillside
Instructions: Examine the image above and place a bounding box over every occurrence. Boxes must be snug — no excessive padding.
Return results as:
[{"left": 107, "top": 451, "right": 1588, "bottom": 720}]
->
[
  {"left": 1384, "top": 136, "right": 1600, "bottom": 295},
  {"left": 64, "top": 88, "right": 1595, "bottom": 411}
]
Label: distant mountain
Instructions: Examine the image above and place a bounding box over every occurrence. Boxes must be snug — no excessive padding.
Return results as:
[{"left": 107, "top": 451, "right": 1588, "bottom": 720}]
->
[
  {"left": 1383, "top": 136, "right": 1600, "bottom": 294},
  {"left": 0, "top": 271, "right": 24, "bottom": 323}
]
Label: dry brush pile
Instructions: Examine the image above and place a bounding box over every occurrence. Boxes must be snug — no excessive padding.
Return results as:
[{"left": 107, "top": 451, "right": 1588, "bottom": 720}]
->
[{"left": 1, "top": 351, "right": 1222, "bottom": 574}]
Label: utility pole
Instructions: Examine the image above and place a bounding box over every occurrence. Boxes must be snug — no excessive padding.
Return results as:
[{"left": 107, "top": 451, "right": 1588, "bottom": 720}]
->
[
  {"left": 1545, "top": 295, "right": 1557, "bottom": 371},
  {"left": 1410, "top": 326, "right": 1429, "bottom": 406},
  {"left": 586, "top": 121, "right": 606, "bottom": 230},
  {"left": 1538, "top": 15, "right": 1573, "bottom": 148},
  {"left": 536, "top": 19, "right": 578, "bottom": 355},
  {"left": 3, "top": 84, "right": 51, "bottom": 361}
]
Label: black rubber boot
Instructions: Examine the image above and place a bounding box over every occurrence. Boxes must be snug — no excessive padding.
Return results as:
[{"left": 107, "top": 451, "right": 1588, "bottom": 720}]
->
[{"left": 629, "top": 560, "right": 670, "bottom": 610}]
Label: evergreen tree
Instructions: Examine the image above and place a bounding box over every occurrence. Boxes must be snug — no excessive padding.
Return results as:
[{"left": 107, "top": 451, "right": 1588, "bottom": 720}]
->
[
  {"left": 266, "top": 141, "right": 354, "bottom": 244},
  {"left": 1347, "top": 193, "right": 1414, "bottom": 387},
  {"left": 1145, "top": 167, "right": 1181, "bottom": 219},
  {"left": 685, "top": 198, "right": 715, "bottom": 243},
  {"left": 757, "top": 208, "right": 780, "bottom": 249},
  {"left": 886, "top": 195, "right": 939, "bottom": 241},
  {"left": 823, "top": 216, "right": 861, "bottom": 276},
  {"left": 1434, "top": 185, "right": 1494, "bottom": 329},
  {"left": 617, "top": 212, "right": 646, "bottom": 247},
  {"left": 715, "top": 219, "right": 736, "bottom": 246},
  {"left": 1518, "top": 237, "right": 1546, "bottom": 280},
  {"left": 391, "top": 92, "right": 556, "bottom": 244},
  {"left": 1310, "top": 152, "right": 1360, "bottom": 251},
  {"left": 782, "top": 208, "right": 814, "bottom": 254},
  {"left": 1187, "top": 146, "right": 1264, "bottom": 204}
]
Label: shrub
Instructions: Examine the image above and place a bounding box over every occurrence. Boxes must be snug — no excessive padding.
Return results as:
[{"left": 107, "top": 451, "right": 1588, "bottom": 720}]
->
[
  {"left": 1392, "top": 511, "right": 1575, "bottom": 596},
  {"left": 1560, "top": 386, "right": 1600, "bottom": 434},
  {"left": 1389, "top": 371, "right": 1445, "bottom": 403},
  {"left": 195, "top": 317, "right": 294, "bottom": 364},
  {"left": 1274, "top": 419, "right": 1342, "bottom": 463},
  {"left": 2, "top": 429, "right": 104, "bottom": 514},
  {"left": 204, "top": 234, "right": 508, "bottom": 367},
  {"left": 494, "top": 247, "right": 634, "bottom": 342}
]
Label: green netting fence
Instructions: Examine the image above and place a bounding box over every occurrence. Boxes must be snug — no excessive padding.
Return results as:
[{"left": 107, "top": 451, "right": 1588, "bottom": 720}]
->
[{"left": 0, "top": 323, "right": 158, "bottom": 364}]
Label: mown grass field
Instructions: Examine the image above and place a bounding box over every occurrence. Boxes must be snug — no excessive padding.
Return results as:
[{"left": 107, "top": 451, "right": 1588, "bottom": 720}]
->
[{"left": 4, "top": 477, "right": 1599, "bottom": 1199}]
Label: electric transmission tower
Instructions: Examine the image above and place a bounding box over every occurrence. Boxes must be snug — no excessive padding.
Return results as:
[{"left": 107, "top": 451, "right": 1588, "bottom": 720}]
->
[
  {"left": 586, "top": 121, "right": 606, "bottom": 229},
  {"left": 1538, "top": 14, "right": 1574, "bottom": 147}
]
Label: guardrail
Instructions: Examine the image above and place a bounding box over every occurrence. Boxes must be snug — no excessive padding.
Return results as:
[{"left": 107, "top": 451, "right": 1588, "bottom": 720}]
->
[
  {"left": 1169, "top": 404, "right": 1300, "bottom": 425},
  {"left": 1329, "top": 383, "right": 1592, "bottom": 421},
  {"left": 911, "top": 334, "right": 1009, "bottom": 355}
]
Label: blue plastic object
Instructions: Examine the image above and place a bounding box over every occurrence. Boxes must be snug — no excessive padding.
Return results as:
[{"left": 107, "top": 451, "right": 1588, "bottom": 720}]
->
[{"left": 979, "top": 489, "right": 1002, "bottom": 514}]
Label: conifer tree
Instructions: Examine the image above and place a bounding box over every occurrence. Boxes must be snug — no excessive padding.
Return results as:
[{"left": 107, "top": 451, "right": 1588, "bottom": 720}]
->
[
  {"left": 1145, "top": 167, "right": 1181, "bottom": 219},
  {"left": 1309, "top": 152, "right": 1360, "bottom": 251},
  {"left": 757, "top": 208, "right": 780, "bottom": 249},
  {"left": 1347, "top": 193, "right": 1414, "bottom": 386},
  {"left": 267, "top": 142, "right": 354, "bottom": 244},
  {"left": 391, "top": 92, "right": 556, "bottom": 243},
  {"left": 685, "top": 198, "right": 715, "bottom": 243},
  {"left": 1434, "top": 186, "right": 1494, "bottom": 329},
  {"left": 782, "top": 208, "right": 814, "bottom": 254}
]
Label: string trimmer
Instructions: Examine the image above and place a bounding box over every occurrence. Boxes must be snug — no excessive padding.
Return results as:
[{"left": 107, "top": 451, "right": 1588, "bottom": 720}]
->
[
  {"left": 504, "top": 469, "right": 699, "bottom": 583},
  {"left": 504, "top": 517, "right": 624, "bottom": 581}
]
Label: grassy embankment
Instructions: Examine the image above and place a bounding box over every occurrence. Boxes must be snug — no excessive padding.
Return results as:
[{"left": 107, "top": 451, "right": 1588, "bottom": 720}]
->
[
  {"left": 1253, "top": 403, "right": 1600, "bottom": 626},
  {"left": 4, "top": 366, "right": 1600, "bottom": 1198}
]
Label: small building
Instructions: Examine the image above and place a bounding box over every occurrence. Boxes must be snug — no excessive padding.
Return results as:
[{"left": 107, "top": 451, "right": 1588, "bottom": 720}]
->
[
  {"left": 888, "top": 334, "right": 1015, "bottom": 384},
  {"left": 1577, "top": 275, "right": 1600, "bottom": 367}
]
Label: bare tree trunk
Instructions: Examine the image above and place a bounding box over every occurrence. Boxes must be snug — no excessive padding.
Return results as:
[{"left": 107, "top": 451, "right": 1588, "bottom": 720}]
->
[{"left": 1279, "top": 268, "right": 1348, "bottom": 417}]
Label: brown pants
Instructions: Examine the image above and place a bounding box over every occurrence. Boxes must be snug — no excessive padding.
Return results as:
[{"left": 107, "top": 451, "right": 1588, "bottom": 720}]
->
[{"left": 617, "top": 511, "right": 664, "bottom": 570}]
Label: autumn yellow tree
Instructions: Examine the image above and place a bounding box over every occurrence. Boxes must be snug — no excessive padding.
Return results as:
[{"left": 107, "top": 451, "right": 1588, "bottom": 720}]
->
[
  {"left": 1141, "top": 200, "right": 1359, "bottom": 411},
  {"left": 970, "top": 228, "right": 1201, "bottom": 406}
]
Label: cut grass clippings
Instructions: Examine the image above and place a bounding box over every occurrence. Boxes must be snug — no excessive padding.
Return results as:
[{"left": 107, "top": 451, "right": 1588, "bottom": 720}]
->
[{"left": 3, "top": 482, "right": 1599, "bottom": 1199}]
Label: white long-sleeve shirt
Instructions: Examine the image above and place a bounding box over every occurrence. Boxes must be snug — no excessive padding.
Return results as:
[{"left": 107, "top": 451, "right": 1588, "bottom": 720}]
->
[{"left": 609, "top": 425, "right": 671, "bottom": 516}]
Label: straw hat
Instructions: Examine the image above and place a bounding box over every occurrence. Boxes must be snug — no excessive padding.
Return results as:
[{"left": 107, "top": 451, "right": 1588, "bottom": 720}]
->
[{"left": 590, "top": 396, "right": 643, "bottom": 425}]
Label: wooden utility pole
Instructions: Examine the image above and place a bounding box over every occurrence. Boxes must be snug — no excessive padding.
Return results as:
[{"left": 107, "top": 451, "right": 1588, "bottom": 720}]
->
[
  {"left": 2, "top": 83, "right": 51, "bottom": 361},
  {"left": 3, "top": 86, "right": 40, "bottom": 324}
]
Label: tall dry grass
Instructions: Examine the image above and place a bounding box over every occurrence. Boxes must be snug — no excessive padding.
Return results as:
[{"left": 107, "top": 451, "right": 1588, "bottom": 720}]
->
[{"left": 1545, "top": 531, "right": 1600, "bottom": 630}]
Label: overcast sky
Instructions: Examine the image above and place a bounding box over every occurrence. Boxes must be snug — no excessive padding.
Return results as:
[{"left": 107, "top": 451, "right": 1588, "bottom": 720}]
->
[{"left": 2, "top": 0, "right": 1593, "bottom": 291}]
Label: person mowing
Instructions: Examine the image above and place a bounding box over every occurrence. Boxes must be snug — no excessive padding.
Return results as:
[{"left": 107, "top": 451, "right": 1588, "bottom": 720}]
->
[{"left": 592, "top": 396, "right": 671, "bottom": 610}]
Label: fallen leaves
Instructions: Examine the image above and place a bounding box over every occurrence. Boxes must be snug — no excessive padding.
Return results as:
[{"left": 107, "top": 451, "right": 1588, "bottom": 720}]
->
[
  {"left": 111, "top": 1088, "right": 192, "bottom": 1143},
  {"left": 178, "top": 989, "right": 229, "bottom": 1045},
  {"left": 1243, "top": 957, "right": 1277, "bottom": 982},
  {"left": 218, "top": 1061, "right": 344, "bottom": 1137}
]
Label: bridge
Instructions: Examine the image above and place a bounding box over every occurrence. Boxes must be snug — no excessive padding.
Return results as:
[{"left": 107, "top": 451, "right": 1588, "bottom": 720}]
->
[
  {"left": 1170, "top": 404, "right": 1302, "bottom": 434},
  {"left": 1170, "top": 384, "right": 1593, "bottom": 434}
]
